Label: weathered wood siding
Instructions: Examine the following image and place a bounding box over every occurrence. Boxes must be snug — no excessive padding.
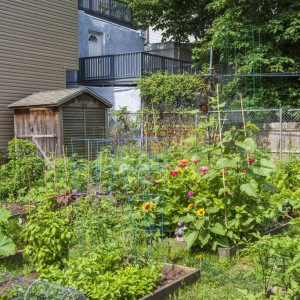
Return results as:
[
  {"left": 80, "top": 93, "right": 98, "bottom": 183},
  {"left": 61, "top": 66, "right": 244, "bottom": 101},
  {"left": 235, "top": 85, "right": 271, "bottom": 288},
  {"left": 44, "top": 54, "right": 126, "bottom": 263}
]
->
[
  {"left": 14, "top": 108, "right": 61, "bottom": 158},
  {"left": 0, "top": 0, "right": 78, "bottom": 151},
  {"left": 256, "top": 122, "right": 300, "bottom": 155}
]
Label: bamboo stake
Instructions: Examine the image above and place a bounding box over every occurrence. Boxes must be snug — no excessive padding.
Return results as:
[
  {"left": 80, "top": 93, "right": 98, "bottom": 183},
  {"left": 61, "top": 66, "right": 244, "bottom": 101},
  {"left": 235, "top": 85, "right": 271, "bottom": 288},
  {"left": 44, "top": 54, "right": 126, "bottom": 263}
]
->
[
  {"left": 63, "top": 148, "right": 70, "bottom": 192},
  {"left": 240, "top": 93, "right": 250, "bottom": 161},
  {"left": 216, "top": 85, "right": 228, "bottom": 227}
]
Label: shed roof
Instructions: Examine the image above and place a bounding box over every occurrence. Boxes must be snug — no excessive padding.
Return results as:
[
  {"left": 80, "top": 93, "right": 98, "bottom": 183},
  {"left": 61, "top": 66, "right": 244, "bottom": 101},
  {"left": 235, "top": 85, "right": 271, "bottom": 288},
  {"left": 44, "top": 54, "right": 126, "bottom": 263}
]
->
[{"left": 8, "top": 87, "right": 112, "bottom": 109}]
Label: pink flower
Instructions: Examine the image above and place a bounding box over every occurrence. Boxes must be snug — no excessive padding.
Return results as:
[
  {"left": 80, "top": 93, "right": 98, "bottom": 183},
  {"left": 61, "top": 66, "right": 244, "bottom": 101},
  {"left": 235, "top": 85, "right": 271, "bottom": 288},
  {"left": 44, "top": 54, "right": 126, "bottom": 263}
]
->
[
  {"left": 242, "top": 169, "right": 249, "bottom": 174},
  {"left": 166, "top": 164, "right": 171, "bottom": 168},
  {"left": 154, "top": 181, "right": 160, "bottom": 186},
  {"left": 200, "top": 173, "right": 205, "bottom": 177},
  {"left": 193, "top": 159, "right": 199, "bottom": 164},
  {"left": 248, "top": 158, "right": 255, "bottom": 164},
  {"left": 224, "top": 170, "right": 229, "bottom": 175},
  {"left": 187, "top": 191, "right": 194, "bottom": 198},
  {"left": 199, "top": 166, "right": 210, "bottom": 172},
  {"left": 178, "top": 164, "right": 187, "bottom": 168},
  {"left": 170, "top": 170, "right": 180, "bottom": 176}
]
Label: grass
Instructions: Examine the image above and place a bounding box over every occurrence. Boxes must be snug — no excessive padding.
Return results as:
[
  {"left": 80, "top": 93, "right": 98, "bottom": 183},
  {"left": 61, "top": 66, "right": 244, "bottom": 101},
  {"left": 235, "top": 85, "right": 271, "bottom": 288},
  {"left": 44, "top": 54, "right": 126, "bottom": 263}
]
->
[{"left": 159, "top": 239, "right": 261, "bottom": 300}]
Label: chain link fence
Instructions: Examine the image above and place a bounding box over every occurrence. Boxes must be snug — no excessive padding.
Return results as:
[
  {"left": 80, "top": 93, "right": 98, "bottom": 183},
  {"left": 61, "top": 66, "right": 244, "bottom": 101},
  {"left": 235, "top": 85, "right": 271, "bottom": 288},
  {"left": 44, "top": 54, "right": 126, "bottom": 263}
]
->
[{"left": 108, "top": 109, "right": 300, "bottom": 159}]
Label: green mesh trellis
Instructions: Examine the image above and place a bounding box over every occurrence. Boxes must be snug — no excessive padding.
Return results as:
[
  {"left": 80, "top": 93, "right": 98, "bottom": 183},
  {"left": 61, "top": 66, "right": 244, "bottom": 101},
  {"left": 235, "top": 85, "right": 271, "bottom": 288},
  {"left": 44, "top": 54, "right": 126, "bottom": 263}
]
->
[{"left": 118, "top": 138, "right": 167, "bottom": 265}]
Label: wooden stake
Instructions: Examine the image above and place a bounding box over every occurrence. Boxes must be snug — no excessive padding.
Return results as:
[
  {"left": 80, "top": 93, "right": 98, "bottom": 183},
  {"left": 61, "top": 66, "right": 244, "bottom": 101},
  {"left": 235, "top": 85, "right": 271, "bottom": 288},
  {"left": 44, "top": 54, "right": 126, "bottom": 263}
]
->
[
  {"left": 216, "top": 85, "right": 228, "bottom": 227},
  {"left": 240, "top": 93, "right": 249, "bottom": 161},
  {"left": 63, "top": 148, "right": 70, "bottom": 193}
]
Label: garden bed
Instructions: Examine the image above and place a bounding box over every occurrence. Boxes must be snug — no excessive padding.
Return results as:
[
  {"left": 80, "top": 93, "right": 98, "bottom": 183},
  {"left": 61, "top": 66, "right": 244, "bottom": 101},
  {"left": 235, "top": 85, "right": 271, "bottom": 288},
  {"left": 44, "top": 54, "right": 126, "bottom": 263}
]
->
[
  {"left": 0, "top": 203, "right": 27, "bottom": 217},
  {"left": 140, "top": 264, "right": 200, "bottom": 300},
  {"left": 218, "top": 222, "right": 290, "bottom": 258},
  {"left": 0, "top": 250, "right": 24, "bottom": 265}
]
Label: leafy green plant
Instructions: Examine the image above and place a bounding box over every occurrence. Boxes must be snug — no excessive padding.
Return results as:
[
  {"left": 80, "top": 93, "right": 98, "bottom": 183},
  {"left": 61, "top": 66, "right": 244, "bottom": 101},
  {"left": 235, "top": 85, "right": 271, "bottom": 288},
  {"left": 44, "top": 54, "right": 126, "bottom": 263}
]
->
[
  {"left": 0, "top": 207, "right": 22, "bottom": 256},
  {"left": 41, "top": 246, "right": 163, "bottom": 300},
  {"left": 243, "top": 219, "right": 300, "bottom": 298},
  {"left": 0, "top": 139, "right": 44, "bottom": 199},
  {"left": 24, "top": 195, "right": 73, "bottom": 271}
]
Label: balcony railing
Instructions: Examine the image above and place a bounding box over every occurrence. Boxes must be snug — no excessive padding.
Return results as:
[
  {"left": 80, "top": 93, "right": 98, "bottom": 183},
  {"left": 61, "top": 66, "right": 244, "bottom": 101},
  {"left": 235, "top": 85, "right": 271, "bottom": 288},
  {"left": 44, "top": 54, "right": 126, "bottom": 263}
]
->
[
  {"left": 78, "top": 0, "right": 132, "bottom": 27},
  {"left": 78, "top": 52, "right": 200, "bottom": 82}
]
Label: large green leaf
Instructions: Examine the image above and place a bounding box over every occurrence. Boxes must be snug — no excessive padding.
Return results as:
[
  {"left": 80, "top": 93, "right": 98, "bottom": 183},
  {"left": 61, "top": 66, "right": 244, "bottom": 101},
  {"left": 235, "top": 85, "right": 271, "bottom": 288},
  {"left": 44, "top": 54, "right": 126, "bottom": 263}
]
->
[
  {"left": 216, "top": 157, "right": 240, "bottom": 168},
  {"left": 235, "top": 138, "right": 255, "bottom": 152},
  {"left": 216, "top": 236, "right": 230, "bottom": 248},
  {"left": 210, "top": 222, "right": 226, "bottom": 236},
  {"left": 0, "top": 234, "right": 16, "bottom": 256},
  {"left": 195, "top": 218, "right": 205, "bottom": 230},
  {"left": 240, "top": 179, "right": 258, "bottom": 197},
  {"left": 199, "top": 233, "right": 211, "bottom": 246},
  {"left": 0, "top": 208, "right": 11, "bottom": 224},
  {"left": 184, "top": 231, "right": 198, "bottom": 249}
]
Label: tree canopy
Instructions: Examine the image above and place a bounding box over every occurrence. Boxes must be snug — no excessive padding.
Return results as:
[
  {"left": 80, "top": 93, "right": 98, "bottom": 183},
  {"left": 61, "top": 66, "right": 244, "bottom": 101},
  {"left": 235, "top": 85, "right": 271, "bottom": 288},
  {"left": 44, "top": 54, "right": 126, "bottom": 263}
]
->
[{"left": 129, "top": 0, "right": 300, "bottom": 107}]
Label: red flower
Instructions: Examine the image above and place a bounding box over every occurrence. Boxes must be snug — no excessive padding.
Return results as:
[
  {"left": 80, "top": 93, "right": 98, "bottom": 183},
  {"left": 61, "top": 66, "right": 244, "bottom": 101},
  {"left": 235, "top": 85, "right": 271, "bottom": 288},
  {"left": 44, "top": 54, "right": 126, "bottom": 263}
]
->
[
  {"left": 224, "top": 170, "right": 229, "bottom": 175},
  {"left": 179, "top": 164, "right": 187, "bottom": 168},
  {"left": 145, "top": 177, "right": 151, "bottom": 180},
  {"left": 242, "top": 169, "right": 249, "bottom": 174},
  {"left": 200, "top": 173, "right": 205, "bottom": 177},
  {"left": 166, "top": 164, "right": 171, "bottom": 168},
  {"left": 226, "top": 167, "right": 231, "bottom": 170},
  {"left": 193, "top": 159, "right": 199, "bottom": 164},
  {"left": 199, "top": 166, "right": 210, "bottom": 172},
  {"left": 170, "top": 170, "right": 180, "bottom": 176},
  {"left": 248, "top": 158, "right": 255, "bottom": 164},
  {"left": 154, "top": 181, "right": 160, "bottom": 186}
]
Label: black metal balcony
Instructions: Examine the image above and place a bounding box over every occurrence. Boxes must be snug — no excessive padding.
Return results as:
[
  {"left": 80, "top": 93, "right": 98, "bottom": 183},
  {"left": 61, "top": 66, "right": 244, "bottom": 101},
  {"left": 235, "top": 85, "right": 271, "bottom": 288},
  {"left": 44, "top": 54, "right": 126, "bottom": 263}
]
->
[
  {"left": 78, "top": 52, "right": 200, "bottom": 84},
  {"left": 78, "top": 0, "right": 132, "bottom": 28}
]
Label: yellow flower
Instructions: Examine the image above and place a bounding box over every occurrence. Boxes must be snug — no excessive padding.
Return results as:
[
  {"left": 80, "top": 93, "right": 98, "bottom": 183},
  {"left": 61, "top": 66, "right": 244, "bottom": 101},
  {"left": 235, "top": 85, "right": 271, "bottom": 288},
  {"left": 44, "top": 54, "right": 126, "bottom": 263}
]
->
[
  {"left": 197, "top": 208, "right": 205, "bottom": 217},
  {"left": 196, "top": 254, "right": 203, "bottom": 259},
  {"left": 179, "top": 159, "right": 189, "bottom": 165},
  {"left": 187, "top": 203, "right": 194, "bottom": 210},
  {"left": 292, "top": 209, "right": 299, "bottom": 216},
  {"left": 142, "top": 201, "right": 153, "bottom": 213}
]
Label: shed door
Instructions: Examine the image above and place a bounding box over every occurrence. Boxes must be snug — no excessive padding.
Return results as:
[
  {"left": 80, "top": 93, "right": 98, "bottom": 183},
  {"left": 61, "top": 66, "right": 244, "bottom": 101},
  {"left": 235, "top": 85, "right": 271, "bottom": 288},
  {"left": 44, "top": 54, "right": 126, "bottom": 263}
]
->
[
  {"left": 62, "top": 105, "right": 106, "bottom": 156},
  {"left": 88, "top": 33, "right": 103, "bottom": 57}
]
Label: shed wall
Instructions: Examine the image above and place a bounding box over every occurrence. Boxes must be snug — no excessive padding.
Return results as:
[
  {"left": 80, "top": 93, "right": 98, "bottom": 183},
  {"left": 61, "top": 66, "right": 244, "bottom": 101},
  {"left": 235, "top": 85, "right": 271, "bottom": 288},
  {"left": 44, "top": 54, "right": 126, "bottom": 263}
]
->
[
  {"left": 0, "top": 0, "right": 78, "bottom": 151},
  {"left": 14, "top": 108, "right": 61, "bottom": 159},
  {"left": 62, "top": 93, "right": 108, "bottom": 156}
]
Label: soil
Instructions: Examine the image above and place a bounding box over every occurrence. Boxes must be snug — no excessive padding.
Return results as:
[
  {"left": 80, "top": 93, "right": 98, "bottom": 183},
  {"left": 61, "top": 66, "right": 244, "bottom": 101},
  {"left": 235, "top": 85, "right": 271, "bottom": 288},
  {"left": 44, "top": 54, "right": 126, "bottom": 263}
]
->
[
  {"left": 156, "top": 267, "right": 187, "bottom": 288},
  {"left": 0, "top": 203, "right": 28, "bottom": 216}
]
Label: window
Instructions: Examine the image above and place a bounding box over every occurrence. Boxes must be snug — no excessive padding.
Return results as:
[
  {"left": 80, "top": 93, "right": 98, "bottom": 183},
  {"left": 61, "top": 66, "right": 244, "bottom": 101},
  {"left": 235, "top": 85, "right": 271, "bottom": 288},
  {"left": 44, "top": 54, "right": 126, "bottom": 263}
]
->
[{"left": 89, "top": 35, "right": 98, "bottom": 42}]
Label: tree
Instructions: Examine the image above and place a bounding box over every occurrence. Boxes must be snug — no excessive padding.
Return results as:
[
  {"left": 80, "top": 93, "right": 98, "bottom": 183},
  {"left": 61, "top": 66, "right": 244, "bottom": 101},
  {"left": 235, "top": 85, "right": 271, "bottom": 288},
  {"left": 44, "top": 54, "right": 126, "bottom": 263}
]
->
[{"left": 129, "top": 0, "right": 300, "bottom": 107}]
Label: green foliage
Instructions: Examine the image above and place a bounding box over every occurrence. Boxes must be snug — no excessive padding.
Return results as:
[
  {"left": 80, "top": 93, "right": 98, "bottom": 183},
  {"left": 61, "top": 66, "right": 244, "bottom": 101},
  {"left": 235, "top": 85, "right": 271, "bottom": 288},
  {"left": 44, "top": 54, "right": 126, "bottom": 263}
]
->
[
  {"left": 129, "top": 0, "right": 300, "bottom": 107},
  {"left": 24, "top": 196, "right": 73, "bottom": 271},
  {"left": 243, "top": 220, "right": 300, "bottom": 297},
  {"left": 154, "top": 122, "right": 279, "bottom": 250},
  {"left": 0, "top": 139, "right": 44, "bottom": 199},
  {"left": 41, "top": 247, "right": 163, "bottom": 300},
  {"left": 0, "top": 207, "right": 22, "bottom": 256},
  {"left": 137, "top": 72, "right": 207, "bottom": 111}
]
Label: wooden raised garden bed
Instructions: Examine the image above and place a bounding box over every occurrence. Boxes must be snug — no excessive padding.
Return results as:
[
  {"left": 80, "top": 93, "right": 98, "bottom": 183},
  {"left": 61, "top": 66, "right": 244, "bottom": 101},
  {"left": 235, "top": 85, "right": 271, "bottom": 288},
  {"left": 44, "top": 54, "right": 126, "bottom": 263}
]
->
[
  {"left": 139, "top": 264, "right": 200, "bottom": 300},
  {"left": 218, "top": 222, "right": 290, "bottom": 259}
]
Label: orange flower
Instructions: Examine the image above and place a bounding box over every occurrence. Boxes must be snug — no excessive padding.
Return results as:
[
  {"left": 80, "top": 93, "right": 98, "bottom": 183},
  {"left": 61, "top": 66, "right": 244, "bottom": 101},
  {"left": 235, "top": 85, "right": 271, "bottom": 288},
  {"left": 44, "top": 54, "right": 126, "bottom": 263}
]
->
[
  {"left": 179, "top": 159, "right": 189, "bottom": 165},
  {"left": 187, "top": 203, "right": 194, "bottom": 210}
]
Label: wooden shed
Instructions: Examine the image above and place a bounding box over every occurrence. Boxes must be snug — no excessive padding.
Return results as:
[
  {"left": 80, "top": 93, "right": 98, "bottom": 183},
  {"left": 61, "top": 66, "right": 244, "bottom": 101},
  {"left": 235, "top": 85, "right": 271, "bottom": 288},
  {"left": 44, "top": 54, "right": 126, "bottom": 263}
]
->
[{"left": 8, "top": 87, "right": 112, "bottom": 159}]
